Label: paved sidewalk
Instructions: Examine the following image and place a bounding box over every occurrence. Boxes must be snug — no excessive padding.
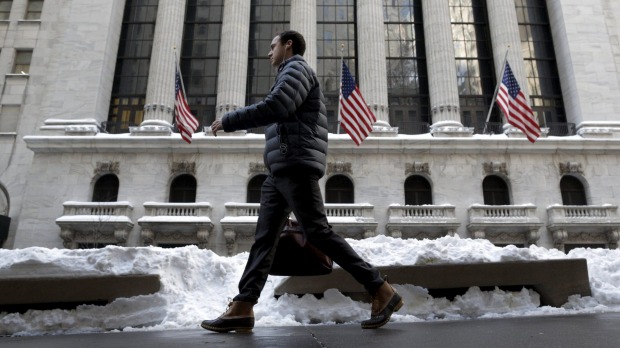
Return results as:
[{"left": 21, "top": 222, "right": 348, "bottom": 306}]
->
[{"left": 2, "top": 313, "right": 619, "bottom": 348}]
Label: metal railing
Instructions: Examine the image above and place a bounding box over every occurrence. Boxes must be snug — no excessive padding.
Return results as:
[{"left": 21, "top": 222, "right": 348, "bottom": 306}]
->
[
  {"left": 469, "top": 122, "right": 576, "bottom": 136},
  {"left": 545, "top": 122, "right": 576, "bottom": 136}
]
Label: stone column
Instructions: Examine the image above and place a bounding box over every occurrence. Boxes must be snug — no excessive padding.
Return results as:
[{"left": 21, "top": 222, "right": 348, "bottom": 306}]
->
[
  {"left": 422, "top": 0, "right": 470, "bottom": 137},
  {"left": 134, "top": 0, "right": 187, "bottom": 135},
  {"left": 291, "top": 0, "right": 317, "bottom": 70},
  {"left": 357, "top": 0, "right": 394, "bottom": 133},
  {"left": 486, "top": 0, "right": 531, "bottom": 137},
  {"left": 215, "top": 0, "right": 251, "bottom": 119}
]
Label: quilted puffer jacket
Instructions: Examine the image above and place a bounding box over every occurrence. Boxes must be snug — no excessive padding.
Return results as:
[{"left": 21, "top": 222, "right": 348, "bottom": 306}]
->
[{"left": 221, "top": 55, "right": 329, "bottom": 177}]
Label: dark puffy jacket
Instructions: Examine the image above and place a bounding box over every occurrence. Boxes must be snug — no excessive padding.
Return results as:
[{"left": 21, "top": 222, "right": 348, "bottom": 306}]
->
[{"left": 221, "top": 55, "right": 329, "bottom": 177}]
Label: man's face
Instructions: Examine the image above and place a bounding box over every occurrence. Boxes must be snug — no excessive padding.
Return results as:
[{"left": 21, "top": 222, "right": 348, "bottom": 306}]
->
[{"left": 268, "top": 36, "right": 291, "bottom": 67}]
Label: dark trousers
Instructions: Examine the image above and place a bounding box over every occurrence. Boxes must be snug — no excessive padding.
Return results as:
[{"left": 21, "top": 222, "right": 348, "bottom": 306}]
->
[{"left": 233, "top": 173, "right": 384, "bottom": 303}]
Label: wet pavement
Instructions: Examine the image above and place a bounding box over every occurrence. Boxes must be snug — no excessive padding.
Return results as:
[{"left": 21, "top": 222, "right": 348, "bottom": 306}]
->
[{"left": 2, "top": 312, "right": 619, "bottom": 347}]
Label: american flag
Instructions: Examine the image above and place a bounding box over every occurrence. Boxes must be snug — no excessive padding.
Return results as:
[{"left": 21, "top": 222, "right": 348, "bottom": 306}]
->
[
  {"left": 175, "top": 67, "right": 199, "bottom": 144},
  {"left": 339, "top": 61, "right": 376, "bottom": 146},
  {"left": 496, "top": 62, "right": 541, "bottom": 143}
]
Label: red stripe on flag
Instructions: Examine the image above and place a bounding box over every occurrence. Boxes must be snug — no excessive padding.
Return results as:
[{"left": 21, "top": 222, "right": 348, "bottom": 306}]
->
[
  {"left": 496, "top": 62, "right": 541, "bottom": 143},
  {"left": 175, "top": 68, "right": 200, "bottom": 144},
  {"left": 339, "top": 61, "right": 376, "bottom": 146}
]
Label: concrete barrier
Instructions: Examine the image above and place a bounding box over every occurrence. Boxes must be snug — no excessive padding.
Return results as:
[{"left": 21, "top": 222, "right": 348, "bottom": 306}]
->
[
  {"left": 0, "top": 274, "right": 160, "bottom": 313},
  {"left": 274, "top": 259, "right": 591, "bottom": 307}
]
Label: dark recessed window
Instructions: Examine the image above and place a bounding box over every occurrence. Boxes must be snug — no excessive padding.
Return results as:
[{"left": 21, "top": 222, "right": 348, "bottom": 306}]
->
[
  {"left": 404, "top": 175, "right": 432, "bottom": 205},
  {"left": 325, "top": 175, "right": 354, "bottom": 203},
  {"left": 482, "top": 175, "right": 510, "bottom": 205},
  {"left": 247, "top": 174, "right": 267, "bottom": 203},
  {"left": 169, "top": 174, "right": 197, "bottom": 203},
  {"left": 92, "top": 174, "right": 119, "bottom": 202},
  {"left": 560, "top": 176, "right": 587, "bottom": 205}
]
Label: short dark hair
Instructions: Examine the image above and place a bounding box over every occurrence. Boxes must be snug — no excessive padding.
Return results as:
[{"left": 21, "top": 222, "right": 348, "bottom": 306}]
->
[{"left": 277, "top": 30, "right": 306, "bottom": 56}]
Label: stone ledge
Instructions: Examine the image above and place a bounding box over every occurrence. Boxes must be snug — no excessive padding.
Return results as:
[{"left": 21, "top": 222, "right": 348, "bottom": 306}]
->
[
  {"left": 0, "top": 274, "right": 160, "bottom": 312},
  {"left": 274, "top": 259, "right": 591, "bottom": 307}
]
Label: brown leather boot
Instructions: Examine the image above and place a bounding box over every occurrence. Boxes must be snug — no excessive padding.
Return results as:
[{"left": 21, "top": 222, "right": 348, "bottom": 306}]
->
[
  {"left": 361, "top": 280, "right": 404, "bottom": 329},
  {"left": 201, "top": 301, "right": 255, "bottom": 333}
]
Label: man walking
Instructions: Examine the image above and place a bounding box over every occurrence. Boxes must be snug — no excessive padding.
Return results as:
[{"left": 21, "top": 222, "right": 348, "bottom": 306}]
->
[{"left": 202, "top": 30, "right": 402, "bottom": 332}]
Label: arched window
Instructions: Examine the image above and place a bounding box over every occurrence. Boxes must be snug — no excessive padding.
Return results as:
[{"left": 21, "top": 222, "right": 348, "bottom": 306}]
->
[
  {"left": 247, "top": 174, "right": 267, "bottom": 203},
  {"left": 404, "top": 175, "right": 432, "bottom": 205},
  {"left": 169, "top": 174, "right": 197, "bottom": 203},
  {"left": 482, "top": 175, "right": 510, "bottom": 205},
  {"left": 325, "top": 175, "right": 354, "bottom": 203},
  {"left": 560, "top": 176, "right": 587, "bottom": 205},
  {"left": 92, "top": 174, "right": 119, "bottom": 202}
]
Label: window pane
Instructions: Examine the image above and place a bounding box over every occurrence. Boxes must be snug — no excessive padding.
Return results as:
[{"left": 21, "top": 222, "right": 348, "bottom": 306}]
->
[
  {"left": 318, "top": 0, "right": 356, "bottom": 133},
  {"left": 482, "top": 176, "right": 510, "bottom": 205},
  {"left": 0, "top": 1, "right": 12, "bottom": 20},
  {"left": 404, "top": 175, "right": 432, "bottom": 205},
  {"left": 325, "top": 175, "right": 354, "bottom": 203},
  {"left": 107, "top": 0, "right": 157, "bottom": 133},
  {"left": 247, "top": 175, "right": 267, "bottom": 203},
  {"left": 450, "top": 0, "right": 497, "bottom": 129},
  {"left": 92, "top": 175, "right": 119, "bottom": 202},
  {"left": 169, "top": 175, "right": 197, "bottom": 203},
  {"left": 13, "top": 50, "right": 32, "bottom": 73},
  {"left": 384, "top": 0, "right": 429, "bottom": 134},
  {"left": 516, "top": 0, "right": 566, "bottom": 125},
  {"left": 25, "top": 0, "right": 43, "bottom": 19},
  {"left": 560, "top": 176, "right": 587, "bottom": 205},
  {"left": 181, "top": 0, "right": 222, "bottom": 132}
]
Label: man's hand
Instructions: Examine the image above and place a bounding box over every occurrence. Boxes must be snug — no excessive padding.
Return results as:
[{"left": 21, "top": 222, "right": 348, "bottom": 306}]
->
[{"left": 210, "top": 119, "right": 223, "bottom": 137}]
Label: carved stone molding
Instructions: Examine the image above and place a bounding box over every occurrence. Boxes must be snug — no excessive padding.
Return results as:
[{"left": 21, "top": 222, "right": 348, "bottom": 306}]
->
[
  {"left": 559, "top": 162, "right": 583, "bottom": 175},
  {"left": 327, "top": 162, "right": 352, "bottom": 175},
  {"left": 405, "top": 162, "right": 430, "bottom": 175},
  {"left": 483, "top": 162, "right": 507, "bottom": 175},
  {"left": 249, "top": 162, "right": 267, "bottom": 174},
  {"left": 171, "top": 161, "right": 196, "bottom": 175},
  {"left": 431, "top": 104, "right": 460, "bottom": 115},
  {"left": 95, "top": 161, "right": 120, "bottom": 175}
]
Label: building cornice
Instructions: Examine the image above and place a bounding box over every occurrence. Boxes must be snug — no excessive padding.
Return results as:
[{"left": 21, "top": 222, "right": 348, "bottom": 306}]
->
[{"left": 23, "top": 133, "right": 620, "bottom": 155}]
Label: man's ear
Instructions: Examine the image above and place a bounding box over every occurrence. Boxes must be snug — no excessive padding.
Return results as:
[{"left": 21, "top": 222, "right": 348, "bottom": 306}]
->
[{"left": 286, "top": 39, "right": 293, "bottom": 50}]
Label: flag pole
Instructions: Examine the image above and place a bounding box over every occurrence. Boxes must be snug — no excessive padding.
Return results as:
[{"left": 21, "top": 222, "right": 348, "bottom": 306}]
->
[
  {"left": 483, "top": 46, "right": 510, "bottom": 134},
  {"left": 337, "top": 43, "right": 344, "bottom": 135},
  {"left": 173, "top": 47, "right": 189, "bottom": 99}
]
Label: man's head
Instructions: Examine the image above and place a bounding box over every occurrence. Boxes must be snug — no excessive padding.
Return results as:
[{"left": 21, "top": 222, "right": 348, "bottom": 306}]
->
[{"left": 268, "top": 30, "right": 306, "bottom": 67}]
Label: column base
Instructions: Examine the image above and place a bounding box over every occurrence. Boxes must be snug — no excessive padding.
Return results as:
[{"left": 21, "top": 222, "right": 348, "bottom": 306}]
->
[
  {"left": 370, "top": 120, "right": 398, "bottom": 137},
  {"left": 577, "top": 121, "right": 620, "bottom": 138},
  {"left": 203, "top": 126, "right": 247, "bottom": 136},
  {"left": 40, "top": 118, "right": 101, "bottom": 136},
  {"left": 430, "top": 121, "right": 473, "bottom": 137},
  {"left": 130, "top": 120, "right": 173, "bottom": 136},
  {"left": 503, "top": 124, "right": 549, "bottom": 139}
]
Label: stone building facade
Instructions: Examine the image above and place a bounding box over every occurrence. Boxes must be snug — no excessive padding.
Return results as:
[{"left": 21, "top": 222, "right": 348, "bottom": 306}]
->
[{"left": 1, "top": 0, "right": 620, "bottom": 254}]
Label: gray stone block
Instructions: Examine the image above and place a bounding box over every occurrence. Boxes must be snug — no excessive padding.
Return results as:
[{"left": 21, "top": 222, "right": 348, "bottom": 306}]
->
[
  {"left": 274, "top": 259, "right": 591, "bottom": 307},
  {"left": 0, "top": 274, "right": 161, "bottom": 312}
]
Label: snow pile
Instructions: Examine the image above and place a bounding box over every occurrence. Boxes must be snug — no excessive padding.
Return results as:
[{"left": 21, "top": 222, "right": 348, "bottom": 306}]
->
[{"left": 1, "top": 235, "right": 619, "bottom": 336}]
